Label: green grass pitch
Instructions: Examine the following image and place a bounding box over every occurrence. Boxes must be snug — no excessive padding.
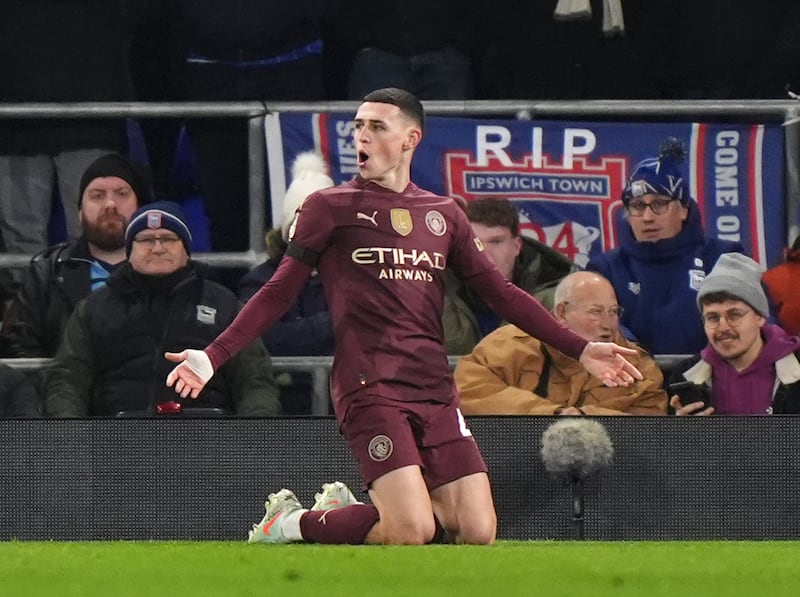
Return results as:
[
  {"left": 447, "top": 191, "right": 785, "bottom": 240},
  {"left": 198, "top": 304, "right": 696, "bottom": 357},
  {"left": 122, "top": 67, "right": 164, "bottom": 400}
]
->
[{"left": 3, "top": 541, "right": 800, "bottom": 596}]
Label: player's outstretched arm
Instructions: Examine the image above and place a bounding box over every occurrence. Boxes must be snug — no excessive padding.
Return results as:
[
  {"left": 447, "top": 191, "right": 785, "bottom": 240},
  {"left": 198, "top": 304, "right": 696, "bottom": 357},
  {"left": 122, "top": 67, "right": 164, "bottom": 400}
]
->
[
  {"left": 579, "top": 342, "right": 643, "bottom": 387},
  {"left": 162, "top": 256, "right": 314, "bottom": 398},
  {"left": 165, "top": 349, "right": 214, "bottom": 399}
]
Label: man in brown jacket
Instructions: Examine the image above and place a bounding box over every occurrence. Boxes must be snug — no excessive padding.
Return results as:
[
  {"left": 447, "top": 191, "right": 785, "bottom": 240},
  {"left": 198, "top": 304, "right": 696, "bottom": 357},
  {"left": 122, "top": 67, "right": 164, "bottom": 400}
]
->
[{"left": 455, "top": 271, "right": 667, "bottom": 415}]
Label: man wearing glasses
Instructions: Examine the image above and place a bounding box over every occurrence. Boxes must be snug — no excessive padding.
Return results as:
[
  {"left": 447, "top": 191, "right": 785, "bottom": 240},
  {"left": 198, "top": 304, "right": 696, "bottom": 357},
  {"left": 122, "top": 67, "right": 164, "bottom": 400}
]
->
[
  {"left": 587, "top": 138, "right": 744, "bottom": 355},
  {"left": 45, "top": 201, "right": 280, "bottom": 417},
  {"left": 455, "top": 271, "right": 667, "bottom": 416},
  {"left": 670, "top": 253, "right": 800, "bottom": 416}
]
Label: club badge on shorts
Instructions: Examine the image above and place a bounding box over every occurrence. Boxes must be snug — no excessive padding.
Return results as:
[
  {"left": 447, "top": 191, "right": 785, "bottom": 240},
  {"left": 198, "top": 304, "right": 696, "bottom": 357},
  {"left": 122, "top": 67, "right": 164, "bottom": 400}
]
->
[{"left": 368, "top": 434, "right": 393, "bottom": 462}]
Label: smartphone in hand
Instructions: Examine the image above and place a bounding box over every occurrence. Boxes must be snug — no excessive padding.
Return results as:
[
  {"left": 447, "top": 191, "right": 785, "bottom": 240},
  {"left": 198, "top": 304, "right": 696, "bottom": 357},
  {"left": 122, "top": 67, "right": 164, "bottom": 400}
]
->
[{"left": 668, "top": 380, "right": 710, "bottom": 410}]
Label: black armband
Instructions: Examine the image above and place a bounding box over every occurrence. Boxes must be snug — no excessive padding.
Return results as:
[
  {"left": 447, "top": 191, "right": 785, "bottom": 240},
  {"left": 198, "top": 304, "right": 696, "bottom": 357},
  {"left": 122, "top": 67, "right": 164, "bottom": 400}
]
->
[{"left": 285, "top": 242, "right": 321, "bottom": 267}]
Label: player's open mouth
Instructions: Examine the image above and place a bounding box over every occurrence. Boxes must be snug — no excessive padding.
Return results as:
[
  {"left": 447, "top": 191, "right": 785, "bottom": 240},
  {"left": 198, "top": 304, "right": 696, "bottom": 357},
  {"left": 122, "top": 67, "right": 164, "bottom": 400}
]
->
[{"left": 358, "top": 151, "right": 369, "bottom": 166}]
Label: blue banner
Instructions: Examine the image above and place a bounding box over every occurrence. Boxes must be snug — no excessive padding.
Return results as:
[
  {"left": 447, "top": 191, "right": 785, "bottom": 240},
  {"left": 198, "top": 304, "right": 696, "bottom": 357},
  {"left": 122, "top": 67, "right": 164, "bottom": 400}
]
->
[{"left": 269, "top": 113, "right": 785, "bottom": 267}]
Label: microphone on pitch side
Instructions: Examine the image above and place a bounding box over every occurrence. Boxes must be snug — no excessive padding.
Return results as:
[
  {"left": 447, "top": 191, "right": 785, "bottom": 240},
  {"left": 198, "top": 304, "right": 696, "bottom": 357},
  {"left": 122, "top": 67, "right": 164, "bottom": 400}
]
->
[{"left": 540, "top": 419, "right": 614, "bottom": 539}]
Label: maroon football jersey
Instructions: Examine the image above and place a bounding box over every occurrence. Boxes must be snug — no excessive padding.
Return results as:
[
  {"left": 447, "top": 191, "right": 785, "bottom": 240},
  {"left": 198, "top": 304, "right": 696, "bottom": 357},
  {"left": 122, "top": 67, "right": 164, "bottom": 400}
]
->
[
  {"left": 290, "top": 177, "right": 494, "bottom": 405},
  {"left": 206, "top": 177, "right": 586, "bottom": 412}
]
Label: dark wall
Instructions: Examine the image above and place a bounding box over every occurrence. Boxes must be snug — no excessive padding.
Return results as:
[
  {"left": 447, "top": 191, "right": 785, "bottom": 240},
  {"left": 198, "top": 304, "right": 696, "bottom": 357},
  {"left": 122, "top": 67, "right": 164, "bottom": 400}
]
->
[
  {"left": 131, "top": 1, "right": 800, "bottom": 102},
  {"left": 481, "top": 1, "right": 800, "bottom": 100},
  {"left": 2, "top": 416, "right": 799, "bottom": 541}
]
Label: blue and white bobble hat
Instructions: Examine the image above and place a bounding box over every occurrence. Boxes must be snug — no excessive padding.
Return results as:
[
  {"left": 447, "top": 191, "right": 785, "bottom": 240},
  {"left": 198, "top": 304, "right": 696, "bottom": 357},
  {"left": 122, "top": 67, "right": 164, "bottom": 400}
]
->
[
  {"left": 125, "top": 200, "right": 193, "bottom": 256},
  {"left": 622, "top": 137, "right": 692, "bottom": 207}
]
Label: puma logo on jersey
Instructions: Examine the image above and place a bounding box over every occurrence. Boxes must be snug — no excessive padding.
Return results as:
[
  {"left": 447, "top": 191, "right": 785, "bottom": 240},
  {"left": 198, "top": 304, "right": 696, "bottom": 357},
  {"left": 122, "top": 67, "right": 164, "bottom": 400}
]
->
[{"left": 357, "top": 211, "right": 378, "bottom": 226}]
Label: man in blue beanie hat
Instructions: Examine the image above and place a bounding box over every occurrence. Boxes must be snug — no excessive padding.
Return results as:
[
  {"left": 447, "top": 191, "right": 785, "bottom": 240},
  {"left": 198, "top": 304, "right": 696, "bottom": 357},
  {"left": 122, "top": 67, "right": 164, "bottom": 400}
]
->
[
  {"left": 45, "top": 200, "right": 281, "bottom": 418},
  {"left": 587, "top": 138, "right": 746, "bottom": 355},
  {"left": 124, "top": 200, "right": 194, "bottom": 260}
]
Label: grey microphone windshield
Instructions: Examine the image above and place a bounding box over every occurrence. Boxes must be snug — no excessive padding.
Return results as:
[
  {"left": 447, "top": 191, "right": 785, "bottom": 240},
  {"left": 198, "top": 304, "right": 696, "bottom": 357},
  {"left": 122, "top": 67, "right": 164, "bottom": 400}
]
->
[{"left": 540, "top": 419, "right": 614, "bottom": 483}]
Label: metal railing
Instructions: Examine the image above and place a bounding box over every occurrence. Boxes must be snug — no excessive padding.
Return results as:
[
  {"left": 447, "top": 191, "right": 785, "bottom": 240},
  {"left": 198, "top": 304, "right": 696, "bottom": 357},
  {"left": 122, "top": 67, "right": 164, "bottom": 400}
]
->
[
  {"left": 2, "top": 354, "right": 691, "bottom": 416},
  {"left": 2, "top": 98, "right": 799, "bottom": 268}
]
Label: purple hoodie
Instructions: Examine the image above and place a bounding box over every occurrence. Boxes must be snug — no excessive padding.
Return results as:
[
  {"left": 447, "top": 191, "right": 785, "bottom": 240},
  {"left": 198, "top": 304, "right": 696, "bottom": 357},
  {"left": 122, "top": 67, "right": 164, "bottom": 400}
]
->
[{"left": 701, "top": 324, "right": 800, "bottom": 415}]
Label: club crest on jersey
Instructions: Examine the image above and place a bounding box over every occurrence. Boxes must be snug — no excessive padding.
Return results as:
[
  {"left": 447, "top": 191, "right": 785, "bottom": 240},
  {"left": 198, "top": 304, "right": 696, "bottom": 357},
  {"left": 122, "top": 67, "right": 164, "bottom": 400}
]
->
[
  {"left": 390, "top": 208, "right": 413, "bottom": 236},
  {"left": 425, "top": 210, "right": 446, "bottom": 236}
]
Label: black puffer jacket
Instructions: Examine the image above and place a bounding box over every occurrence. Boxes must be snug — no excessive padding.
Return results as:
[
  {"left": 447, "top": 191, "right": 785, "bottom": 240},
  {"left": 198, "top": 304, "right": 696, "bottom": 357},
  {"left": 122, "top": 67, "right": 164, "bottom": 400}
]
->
[
  {"left": 45, "top": 262, "right": 281, "bottom": 417},
  {"left": 0, "top": 364, "right": 42, "bottom": 418},
  {"left": 2, "top": 238, "right": 96, "bottom": 358}
]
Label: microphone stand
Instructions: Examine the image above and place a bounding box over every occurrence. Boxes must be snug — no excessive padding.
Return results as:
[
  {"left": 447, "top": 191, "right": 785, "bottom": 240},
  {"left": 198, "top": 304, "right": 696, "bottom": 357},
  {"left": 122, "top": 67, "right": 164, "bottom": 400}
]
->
[{"left": 571, "top": 477, "right": 585, "bottom": 540}]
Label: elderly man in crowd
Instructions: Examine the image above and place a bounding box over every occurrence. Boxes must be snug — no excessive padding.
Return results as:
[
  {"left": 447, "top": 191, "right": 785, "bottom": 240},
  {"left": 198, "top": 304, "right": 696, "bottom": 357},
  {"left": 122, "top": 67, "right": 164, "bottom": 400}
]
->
[
  {"left": 455, "top": 271, "right": 667, "bottom": 415},
  {"left": 45, "top": 201, "right": 280, "bottom": 417}
]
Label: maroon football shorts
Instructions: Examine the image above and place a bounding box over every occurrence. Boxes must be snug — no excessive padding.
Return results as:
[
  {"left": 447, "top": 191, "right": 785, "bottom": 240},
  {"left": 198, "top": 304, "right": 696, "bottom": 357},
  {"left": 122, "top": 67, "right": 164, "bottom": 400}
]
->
[{"left": 340, "top": 391, "right": 488, "bottom": 490}]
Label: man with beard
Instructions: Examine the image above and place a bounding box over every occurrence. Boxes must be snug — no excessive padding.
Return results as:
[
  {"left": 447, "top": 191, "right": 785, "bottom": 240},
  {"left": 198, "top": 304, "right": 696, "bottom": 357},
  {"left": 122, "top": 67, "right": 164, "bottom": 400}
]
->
[
  {"left": 669, "top": 253, "right": 800, "bottom": 416},
  {"left": 45, "top": 201, "right": 280, "bottom": 417},
  {"left": 0, "top": 154, "right": 147, "bottom": 357}
]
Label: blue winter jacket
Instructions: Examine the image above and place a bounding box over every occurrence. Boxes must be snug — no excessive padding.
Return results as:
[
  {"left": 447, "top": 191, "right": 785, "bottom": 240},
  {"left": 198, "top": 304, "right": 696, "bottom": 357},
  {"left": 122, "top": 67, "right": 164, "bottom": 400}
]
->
[
  {"left": 239, "top": 256, "right": 334, "bottom": 357},
  {"left": 587, "top": 202, "right": 743, "bottom": 355}
]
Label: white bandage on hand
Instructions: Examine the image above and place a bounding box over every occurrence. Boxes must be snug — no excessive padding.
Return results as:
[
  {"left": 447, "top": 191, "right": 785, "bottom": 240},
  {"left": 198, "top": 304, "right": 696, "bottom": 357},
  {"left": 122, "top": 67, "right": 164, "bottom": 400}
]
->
[
  {"left": 182, "top": 349, "right": 214, "bottom": 382},
  {"left": 165, "top": 349, "right": 215, "bottom": 399}
]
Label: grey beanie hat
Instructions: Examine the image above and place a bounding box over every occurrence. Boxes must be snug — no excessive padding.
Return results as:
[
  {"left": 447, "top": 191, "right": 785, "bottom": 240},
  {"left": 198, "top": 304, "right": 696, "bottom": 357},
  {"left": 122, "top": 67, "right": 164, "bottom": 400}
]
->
[{"left": 696, "top": 252, "right": 769, "bottom": 317}]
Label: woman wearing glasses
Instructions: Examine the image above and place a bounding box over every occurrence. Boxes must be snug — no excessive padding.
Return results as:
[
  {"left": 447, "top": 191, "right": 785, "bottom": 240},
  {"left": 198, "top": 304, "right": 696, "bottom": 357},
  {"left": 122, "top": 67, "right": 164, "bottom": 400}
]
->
[{"left": 587, "top": 138, "right": 745, "bottom": 355}]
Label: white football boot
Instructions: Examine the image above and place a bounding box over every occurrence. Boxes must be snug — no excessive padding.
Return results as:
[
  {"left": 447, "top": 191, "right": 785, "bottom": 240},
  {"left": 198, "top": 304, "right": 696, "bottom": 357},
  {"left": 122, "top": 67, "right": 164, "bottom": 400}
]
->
[
  {"left": 247, "top": 488, "right": 306, "bottom": 544},
  {"left": 310, "top": 481, "right": 362, "bottom": 511}
]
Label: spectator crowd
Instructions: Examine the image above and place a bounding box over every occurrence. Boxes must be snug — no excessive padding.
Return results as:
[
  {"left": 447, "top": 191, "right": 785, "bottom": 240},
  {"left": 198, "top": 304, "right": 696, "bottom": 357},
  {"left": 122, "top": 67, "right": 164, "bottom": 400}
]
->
[{"left": 1, "top": 1, "right": 800, "bottom": 418}]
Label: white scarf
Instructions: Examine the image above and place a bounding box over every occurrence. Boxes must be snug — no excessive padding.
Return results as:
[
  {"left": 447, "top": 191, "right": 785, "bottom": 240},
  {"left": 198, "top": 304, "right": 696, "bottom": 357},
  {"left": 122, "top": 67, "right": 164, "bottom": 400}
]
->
[{"left": 553, "top": 0, "right": 625, "bottom": 37}]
